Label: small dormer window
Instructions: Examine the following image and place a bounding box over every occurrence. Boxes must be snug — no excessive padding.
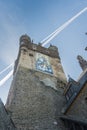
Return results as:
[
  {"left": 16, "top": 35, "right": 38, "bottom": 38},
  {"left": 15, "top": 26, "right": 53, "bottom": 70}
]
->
[
  {"left": 65, "top": 86, "right": 74, "bottom": 101},
  {"left": 66, "top": 94, "right": 70, "bottom": 101}
]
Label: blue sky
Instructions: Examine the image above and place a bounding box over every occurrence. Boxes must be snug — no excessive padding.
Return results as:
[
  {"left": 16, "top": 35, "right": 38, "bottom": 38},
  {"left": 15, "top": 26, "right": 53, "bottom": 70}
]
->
[{"left": 0, "top": 0, "right": 87, "bottom": 103}]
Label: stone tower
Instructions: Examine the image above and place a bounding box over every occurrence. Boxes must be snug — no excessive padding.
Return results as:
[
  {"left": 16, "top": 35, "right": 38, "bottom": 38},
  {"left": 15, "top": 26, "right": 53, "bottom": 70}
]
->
[{"left": 6, "top": 34, "right": 67, "bottom": 130}]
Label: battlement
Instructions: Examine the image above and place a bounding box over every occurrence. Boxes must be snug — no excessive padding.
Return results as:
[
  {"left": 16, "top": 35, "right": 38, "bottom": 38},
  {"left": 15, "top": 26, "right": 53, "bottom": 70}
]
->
[{"left": 19, "top": 34, "right": 60, "bottom": 58}]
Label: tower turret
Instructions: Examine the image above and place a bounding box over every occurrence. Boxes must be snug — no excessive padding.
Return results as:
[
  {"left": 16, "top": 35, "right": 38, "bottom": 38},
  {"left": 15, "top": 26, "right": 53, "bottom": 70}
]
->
[
  {"left": 77, "top": 55, "right": 87, "bottom": 71},
  {"left": 20, "top": 34, "right": 31, "bottom": 46}
]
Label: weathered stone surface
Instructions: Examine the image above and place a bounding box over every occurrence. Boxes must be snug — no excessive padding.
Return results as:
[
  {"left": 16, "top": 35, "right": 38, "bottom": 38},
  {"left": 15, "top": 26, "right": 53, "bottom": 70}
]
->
[
  {"left": 0, "top": 99, "right": 16, "bottom": 130},
  {"left": 6, "top": 67, "right": 66, "bottom": 130},
  {"left": 40, "top": 78, "right": 57, "bottom": 90}
]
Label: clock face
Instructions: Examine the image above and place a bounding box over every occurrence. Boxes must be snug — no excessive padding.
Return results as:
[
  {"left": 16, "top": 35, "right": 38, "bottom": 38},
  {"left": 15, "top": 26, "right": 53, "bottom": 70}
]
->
[{"left": 36, "top": 54, "right": 53, "bottom": 74}]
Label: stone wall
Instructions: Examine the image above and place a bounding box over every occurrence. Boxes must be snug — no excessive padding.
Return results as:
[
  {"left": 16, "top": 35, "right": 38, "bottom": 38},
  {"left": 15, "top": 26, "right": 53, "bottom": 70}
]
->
[
  {"left": 6, "top": 67, "right": 66, "bottom": 130},
  {"left": 0, "top": 99, "right": 16, "bottom": 130}
]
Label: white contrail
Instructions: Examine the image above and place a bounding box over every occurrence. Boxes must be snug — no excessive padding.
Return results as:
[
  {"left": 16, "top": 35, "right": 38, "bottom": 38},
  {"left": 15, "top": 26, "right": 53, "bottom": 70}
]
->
[
  {"left": 0, "top": 62, "right": 14, "bottom": 75},
  {"left": 40, "top": 27, "right": 59, "bottom": 43},
  {"left": 0, "top": 70, "right": 13, "bottom": 87},
  {"left": 41, "top": 7, "right": 87, "bottom": 46},
  {"left": 41, "top": 23, "right": 68, "bottom": 44},
  {"left": 41, "top": 20, "right": 67, "bottom": 43}
]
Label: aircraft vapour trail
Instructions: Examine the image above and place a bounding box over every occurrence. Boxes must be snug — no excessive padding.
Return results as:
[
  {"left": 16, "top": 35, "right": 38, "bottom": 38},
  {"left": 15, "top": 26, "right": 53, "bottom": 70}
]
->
[
  {"left": 0, "top": 70, "right": 13, "bottom": 87},
  {"left": 41, "top": 23, "right": 68, "bottom": 44},
  {"left": 41, "top": 7, "right": 87, "bottom": 47},
  {"left": 40, "top": 27, "right": 60, "bottom": 43},
  {"left": 0, "top": 62, "right": 14, "bottom": 75},
  {"left": 41, "top": 19, "right": 68, "bottom": 43}
]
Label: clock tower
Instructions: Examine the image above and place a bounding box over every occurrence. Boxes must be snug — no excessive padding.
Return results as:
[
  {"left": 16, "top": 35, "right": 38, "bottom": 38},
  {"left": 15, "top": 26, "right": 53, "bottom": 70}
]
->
[{"left": 6, "top": 34, "right": 67, "bottom": 130}]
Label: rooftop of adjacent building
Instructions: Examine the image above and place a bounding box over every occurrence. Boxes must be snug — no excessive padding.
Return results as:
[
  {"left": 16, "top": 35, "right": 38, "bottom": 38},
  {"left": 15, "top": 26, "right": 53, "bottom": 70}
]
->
[{"left": 62, "top": 68, "right": 87, "bottom": 113}]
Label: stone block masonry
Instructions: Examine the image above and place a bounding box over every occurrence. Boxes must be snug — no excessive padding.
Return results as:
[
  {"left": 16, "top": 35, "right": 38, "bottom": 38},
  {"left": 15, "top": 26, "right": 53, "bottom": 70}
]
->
[
  {"left": 0, "top": 98, "right": 16, "bottom": 130},
  {"left": 6, "top": 67, "right": 66, "bottom": 130}
]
